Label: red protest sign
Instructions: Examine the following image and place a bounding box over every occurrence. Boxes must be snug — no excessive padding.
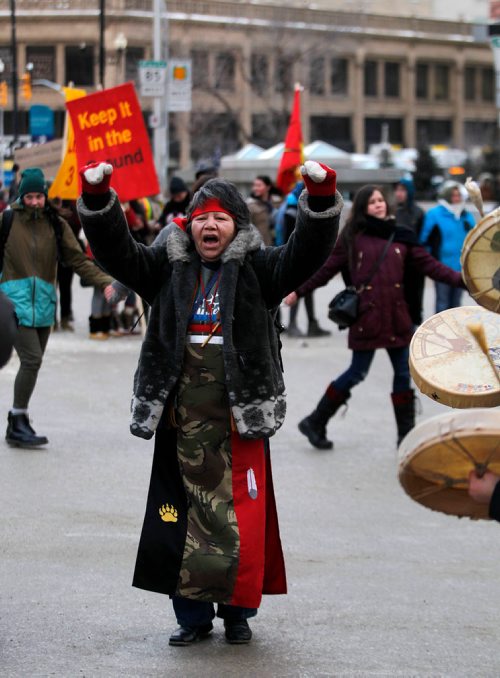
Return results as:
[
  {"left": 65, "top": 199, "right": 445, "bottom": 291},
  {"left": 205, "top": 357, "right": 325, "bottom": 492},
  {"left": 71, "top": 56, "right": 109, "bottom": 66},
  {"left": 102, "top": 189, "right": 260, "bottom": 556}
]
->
[{"left": 66, "top": 82, "right": 160, "bottom": 201}]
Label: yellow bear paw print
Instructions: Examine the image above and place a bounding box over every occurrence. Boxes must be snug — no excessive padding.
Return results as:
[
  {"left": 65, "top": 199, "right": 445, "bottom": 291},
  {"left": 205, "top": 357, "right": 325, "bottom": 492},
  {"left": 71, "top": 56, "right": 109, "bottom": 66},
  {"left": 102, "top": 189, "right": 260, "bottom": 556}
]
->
[{"left": 159, "top": 503, "right": 178, "bottom": 523}]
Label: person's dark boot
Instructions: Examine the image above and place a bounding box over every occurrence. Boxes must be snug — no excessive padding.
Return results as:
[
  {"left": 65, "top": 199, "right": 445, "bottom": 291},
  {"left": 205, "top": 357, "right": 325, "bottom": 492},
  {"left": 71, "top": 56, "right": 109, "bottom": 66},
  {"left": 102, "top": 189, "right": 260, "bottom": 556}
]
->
[
  {"left": 169, "top": 622, "right": 213, "bottom": 646},
  {"left": 100, "top": 315, "right": 111, "bottom": 338},
  {"left": 287, "top": 303, "right": 304, "bottom": 337},
  {"left": 89, "top": 316, "right": 109, "bottom": 340},
  {"left": 391, "top": 389, "right": 416, "bottom": 445},
  {"left": 6, "top": 412, "right": 48, "bottom": 448},
  {"left": 298, "top": 386, "right": 350, "bottom": 450},
  {"left": 224, "top": 619, "right": 252, "bottom": 644},
  {"left": 287, "top": 322, "right": 305, "bottom": 338},
  {"left": 307, "top": 319, "right": 331, "bottom": 338}
]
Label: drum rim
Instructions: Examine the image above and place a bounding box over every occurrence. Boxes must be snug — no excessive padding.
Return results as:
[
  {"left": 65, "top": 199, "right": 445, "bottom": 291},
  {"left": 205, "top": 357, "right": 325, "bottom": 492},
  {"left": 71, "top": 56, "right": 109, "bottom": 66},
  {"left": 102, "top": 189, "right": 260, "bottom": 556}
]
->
[
  {"left": 409, "top": 306, "right": 500, "bottom": 407},
  {"left": 460, "top": 215, "right": 500, "bottom": 312}
]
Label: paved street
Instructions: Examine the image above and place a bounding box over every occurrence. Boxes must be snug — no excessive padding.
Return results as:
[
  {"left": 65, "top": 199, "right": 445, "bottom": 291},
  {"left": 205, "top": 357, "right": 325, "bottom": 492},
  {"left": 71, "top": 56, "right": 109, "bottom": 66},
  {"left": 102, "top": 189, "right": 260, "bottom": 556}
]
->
[{"left": 1, "top": 279, "right": 499, "bottom": 678}]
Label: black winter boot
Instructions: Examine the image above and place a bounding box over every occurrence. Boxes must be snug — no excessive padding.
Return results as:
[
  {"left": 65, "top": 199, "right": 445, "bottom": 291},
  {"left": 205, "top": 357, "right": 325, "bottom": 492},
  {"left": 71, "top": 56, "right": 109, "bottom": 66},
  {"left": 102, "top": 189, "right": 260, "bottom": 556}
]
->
[
  {"left": 391, "top": 389, "right": 416, "bottom": 445},
  {"left": 286, "top": 304, "right": 304, "bottom": 338},
  {"left": 89, "top": 316, "right": 109, "bottom": 340},
  {"left": 298, "top": 386, "right": 350, "bottom": 450},
  {"left": 6, "top": 412, "right": 48, "bottom": 448},
  {"left": 307, "top": 319, "right": 331, "bottom": 338}
]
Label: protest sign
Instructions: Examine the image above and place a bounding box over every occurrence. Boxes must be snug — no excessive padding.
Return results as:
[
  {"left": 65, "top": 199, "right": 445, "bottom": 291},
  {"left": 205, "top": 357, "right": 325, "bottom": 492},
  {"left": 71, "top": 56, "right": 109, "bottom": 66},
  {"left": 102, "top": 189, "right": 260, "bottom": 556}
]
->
[
  {"left": 48, "top": 87, "right": 86, "bottom": 200},
  {"left": 66, "top": 82, "right": 160, "bottom": 201}
]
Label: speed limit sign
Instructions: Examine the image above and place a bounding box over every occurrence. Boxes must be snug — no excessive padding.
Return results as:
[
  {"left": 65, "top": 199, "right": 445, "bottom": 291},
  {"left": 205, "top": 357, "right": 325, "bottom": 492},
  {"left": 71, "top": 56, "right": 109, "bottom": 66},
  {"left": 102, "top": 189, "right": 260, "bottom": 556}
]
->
[{"left": 138, "top": 60, "right": 167, "bottom": 97}]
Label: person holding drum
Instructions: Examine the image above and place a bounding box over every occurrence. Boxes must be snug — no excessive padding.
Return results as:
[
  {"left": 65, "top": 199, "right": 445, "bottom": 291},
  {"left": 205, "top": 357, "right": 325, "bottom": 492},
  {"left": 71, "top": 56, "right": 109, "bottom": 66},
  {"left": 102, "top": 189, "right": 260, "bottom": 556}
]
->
[
  {"left": 468, "top": 471, "right": 500, "bottom": 521},
  {"left": 419, "top": 181, "right": 475, "bottom": 314},
  {"left": 285, "top": 184, "right": 466, "bottom": 449}
]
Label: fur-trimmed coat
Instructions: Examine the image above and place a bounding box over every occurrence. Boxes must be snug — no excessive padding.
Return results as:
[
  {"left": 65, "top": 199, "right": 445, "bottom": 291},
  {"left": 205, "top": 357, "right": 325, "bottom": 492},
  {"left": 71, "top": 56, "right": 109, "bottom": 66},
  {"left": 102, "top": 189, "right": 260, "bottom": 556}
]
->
[{"left": 78, "top": 188, "right": 342, "bottom": 440}]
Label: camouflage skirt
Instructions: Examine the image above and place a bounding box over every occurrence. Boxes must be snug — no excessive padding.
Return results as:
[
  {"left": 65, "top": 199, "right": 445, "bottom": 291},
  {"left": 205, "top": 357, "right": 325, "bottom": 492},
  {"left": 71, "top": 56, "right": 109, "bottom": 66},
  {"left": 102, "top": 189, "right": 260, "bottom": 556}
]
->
[
  {"left": 132, "top": 343, "right": 287, "bottom": 608},
  {"left": 174, "top": 342, "right": 239, "bottom": 602}
]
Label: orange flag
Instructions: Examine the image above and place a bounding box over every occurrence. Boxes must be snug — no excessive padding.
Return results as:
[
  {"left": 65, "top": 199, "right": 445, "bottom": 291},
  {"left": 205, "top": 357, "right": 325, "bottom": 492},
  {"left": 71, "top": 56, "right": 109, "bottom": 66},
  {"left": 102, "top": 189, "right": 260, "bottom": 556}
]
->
[{"left": 276, "top": 84, "right": 304, "bottom": 195}]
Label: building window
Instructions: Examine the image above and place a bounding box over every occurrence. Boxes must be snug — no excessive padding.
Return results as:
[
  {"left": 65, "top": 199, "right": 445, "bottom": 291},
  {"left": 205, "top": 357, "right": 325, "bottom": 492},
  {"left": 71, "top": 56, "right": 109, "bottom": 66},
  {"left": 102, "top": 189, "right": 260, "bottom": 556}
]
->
[
  {"left": 416, "top": 118, "right": 452, "bottom": 146},
  {"left": 251, "top": 53, "right": 269, "bottom": 95},
  {"left": 26, "top": 46, "right": 55, "bottom": 82},
  {"left": 434, "top": 64, "right": 449, "bottom": 100},
  {"left": 65, "top": 44, "right": 94, "bottom": 86},
  {"left": 364, "top": 60, "right": 377, "bottom": 97},
  {"left": 275, "top": 56, "right": 293, "bottom": 93},
  {"left": 310, "top": 56, "right": 325, "bottom": 95},
  {"left": 365, "top": 117, "right": 403, "bottom": 149},
  {"left": 252, "top": 111, "right": 288, "bottom": 148},
  {"left": 310, "top": 115, "right": 353, "bottom": 151},
  {"left": 190, "top": 111, "right": 239, "bottom": 160},
  {"left": 330, "top": 57, "right": 348, "bottom": 95},
  {"left": 191, "top": 50, "right": 209, "bottom": 89},
  {"left": 416, "top": 63, "right": 429, "bottom": 99},
  {"left": 464, "top": 120, "right": 496, "bottom": 147},
  {"left": 464, "top": 66, "right": 476, "bottom": 101},
  {"left": 215, "top": 52, "right": 235, "bottom": 91},
  {"left": 0, "top": 47, "right": 13, "bottom": 84},
  {"left": 125, "top": 46, "right": 144, "bottom": 85},
  {"left": 482, "top": 66, "right": 494, "bottom": 102},
  {"left": 384, "top": 62, "right": 400, "bottom": 98}
]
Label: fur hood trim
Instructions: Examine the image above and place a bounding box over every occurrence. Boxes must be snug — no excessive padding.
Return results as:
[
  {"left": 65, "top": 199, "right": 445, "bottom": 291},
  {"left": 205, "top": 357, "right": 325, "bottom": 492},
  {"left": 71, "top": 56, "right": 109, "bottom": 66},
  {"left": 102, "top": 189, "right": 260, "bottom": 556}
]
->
[{"left": 166, "top": 223, "right": 263, "bottom": 264}]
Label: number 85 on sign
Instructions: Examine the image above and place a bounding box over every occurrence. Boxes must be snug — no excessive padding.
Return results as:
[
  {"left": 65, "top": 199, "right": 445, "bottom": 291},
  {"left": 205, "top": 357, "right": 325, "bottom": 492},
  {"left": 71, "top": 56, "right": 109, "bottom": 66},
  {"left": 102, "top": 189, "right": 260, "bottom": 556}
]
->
[{"left": 138, "top": 60, "right": 167, "bottom": 97}]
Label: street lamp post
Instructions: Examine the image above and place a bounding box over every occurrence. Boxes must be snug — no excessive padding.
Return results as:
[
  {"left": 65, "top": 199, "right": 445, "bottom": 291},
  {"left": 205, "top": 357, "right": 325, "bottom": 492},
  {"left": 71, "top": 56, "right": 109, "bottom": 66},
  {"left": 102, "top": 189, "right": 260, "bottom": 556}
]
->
[
  {"left": 153, "top": 0, "right": 168, "bottom": 193},
  {"left": 113, "top": 32, "right": 128, "bottom": 85},
  {"left": 10, "top": 0, "right": 18, "bottom": 143},
  {"left": 99, "top": 0, "right": 105, "bottom": 87}
]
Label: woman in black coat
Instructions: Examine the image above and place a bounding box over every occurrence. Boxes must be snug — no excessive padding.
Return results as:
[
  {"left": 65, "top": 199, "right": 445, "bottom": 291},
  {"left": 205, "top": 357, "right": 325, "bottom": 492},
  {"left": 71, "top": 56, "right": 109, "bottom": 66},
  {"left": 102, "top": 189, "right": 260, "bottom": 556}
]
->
[{"left": 78, "top": 160, "right": 342, "bottom": 647}]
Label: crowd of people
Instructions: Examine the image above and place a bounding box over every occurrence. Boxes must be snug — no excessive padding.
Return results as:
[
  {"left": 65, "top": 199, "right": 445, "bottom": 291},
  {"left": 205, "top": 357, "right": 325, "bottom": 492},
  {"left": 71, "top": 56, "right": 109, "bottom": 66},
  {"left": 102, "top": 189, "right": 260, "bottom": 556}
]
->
[{"left": 1, "top": 157, "right": 496, "bottom": 648}]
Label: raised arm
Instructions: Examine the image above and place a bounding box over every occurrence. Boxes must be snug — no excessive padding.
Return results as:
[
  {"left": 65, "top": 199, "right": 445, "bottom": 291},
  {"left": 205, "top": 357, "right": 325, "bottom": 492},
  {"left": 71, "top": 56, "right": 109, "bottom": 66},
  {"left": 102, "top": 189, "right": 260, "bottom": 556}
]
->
[{"left": 76, "top": 163, "right": 170, "bottom": 304}]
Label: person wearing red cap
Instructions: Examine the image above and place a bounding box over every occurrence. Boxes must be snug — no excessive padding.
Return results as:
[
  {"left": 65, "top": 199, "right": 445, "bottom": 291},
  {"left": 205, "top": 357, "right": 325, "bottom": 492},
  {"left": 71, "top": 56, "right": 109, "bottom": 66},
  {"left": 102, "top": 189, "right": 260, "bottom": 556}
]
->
[{"left": 77, "top": 160, "right": 342, "bottom": 647}]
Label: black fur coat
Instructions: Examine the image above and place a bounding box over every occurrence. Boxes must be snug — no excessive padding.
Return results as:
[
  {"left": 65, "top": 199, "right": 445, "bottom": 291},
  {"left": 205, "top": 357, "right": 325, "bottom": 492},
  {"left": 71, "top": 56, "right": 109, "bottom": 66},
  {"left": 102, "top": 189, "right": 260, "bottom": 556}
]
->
[{"left": 78, "top": 189, "right": 342, "bottom": 439}]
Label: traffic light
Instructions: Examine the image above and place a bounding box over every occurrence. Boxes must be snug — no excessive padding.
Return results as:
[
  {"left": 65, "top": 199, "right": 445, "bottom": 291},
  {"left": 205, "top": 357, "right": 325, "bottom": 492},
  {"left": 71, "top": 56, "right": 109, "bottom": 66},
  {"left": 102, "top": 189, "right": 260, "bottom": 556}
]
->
[
  {"left": 21, "top": 71, "right": 32, "bottom": 101},
  {"left": 0, "top": 80, "right": 7, "bottom": 107}
]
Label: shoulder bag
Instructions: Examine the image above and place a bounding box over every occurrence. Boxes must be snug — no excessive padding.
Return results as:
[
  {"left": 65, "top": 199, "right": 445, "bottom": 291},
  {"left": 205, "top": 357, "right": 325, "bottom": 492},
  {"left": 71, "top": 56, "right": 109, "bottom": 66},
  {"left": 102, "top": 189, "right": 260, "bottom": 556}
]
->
[{"left": 328, "top": 231, "right": 395, "bottom": 329}]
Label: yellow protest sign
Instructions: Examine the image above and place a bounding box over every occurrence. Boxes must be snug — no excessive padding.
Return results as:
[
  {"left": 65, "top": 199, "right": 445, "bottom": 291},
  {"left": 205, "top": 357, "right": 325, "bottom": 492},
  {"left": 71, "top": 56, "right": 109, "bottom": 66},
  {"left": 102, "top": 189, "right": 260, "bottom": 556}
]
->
[{"left": 48, "top": 87, "right": 86, "bottom": 200}]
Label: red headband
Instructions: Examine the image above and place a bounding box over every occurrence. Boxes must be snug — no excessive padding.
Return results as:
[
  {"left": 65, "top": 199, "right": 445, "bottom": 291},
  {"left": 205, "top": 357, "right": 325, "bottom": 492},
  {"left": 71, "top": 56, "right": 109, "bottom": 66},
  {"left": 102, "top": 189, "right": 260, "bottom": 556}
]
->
[{"left": 191, "top": 198, "right": 235, "bottom": 220}]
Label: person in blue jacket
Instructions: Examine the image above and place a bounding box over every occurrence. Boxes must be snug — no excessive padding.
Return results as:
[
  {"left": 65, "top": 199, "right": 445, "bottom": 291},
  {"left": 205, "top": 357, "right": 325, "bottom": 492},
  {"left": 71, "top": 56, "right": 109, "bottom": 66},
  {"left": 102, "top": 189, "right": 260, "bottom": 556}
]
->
[{"left": 419, "top": 181, "right": 475, "bottom": 313}]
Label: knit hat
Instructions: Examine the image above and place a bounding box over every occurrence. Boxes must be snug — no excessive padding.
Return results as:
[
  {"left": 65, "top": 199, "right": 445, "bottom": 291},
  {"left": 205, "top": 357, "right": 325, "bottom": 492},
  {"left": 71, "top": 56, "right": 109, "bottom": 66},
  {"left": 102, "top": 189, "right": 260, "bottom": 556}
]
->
[
  {"left": 169, "top": 176, "right": 187, "bottom": 194},
  {"left": 437, "top": 180, "right": 466, "bottom": 203},
  {"left": 395, "top": 177, "right": 415, "bottom": 207},
  {"left": 18, "top": 168, "right": 47, "bottom": 198}
]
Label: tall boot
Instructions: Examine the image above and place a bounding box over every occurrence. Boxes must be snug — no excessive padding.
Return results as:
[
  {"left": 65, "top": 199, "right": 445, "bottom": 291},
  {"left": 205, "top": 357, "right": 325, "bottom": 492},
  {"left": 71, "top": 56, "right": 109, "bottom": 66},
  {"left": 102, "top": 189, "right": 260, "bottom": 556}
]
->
[
  {"left": 298, "top": 385, "right": 350, "bottom": 450},
  {"left": 391, "top": 389, "right": 416, "bottom": 445},
  {"left": 287, "top": 304, "right": 304, "bottom": 338},
  {"left": 89, "top": 316, "right": 109, "bottom": 340},
  {"left": 6, "top": 412, "right": 48, "bottom": 448},
  {"left": 307, "top": 318, "right": 331, "bottom": 338},
  {"left": 100, "top": 315, "right": 111, "bottom": 339},
  {"left": 89, "top": 315, "right": 100, "bottom": 339},
  {"left": 304, "top": 292, "right": 330, "bottom": 337}
]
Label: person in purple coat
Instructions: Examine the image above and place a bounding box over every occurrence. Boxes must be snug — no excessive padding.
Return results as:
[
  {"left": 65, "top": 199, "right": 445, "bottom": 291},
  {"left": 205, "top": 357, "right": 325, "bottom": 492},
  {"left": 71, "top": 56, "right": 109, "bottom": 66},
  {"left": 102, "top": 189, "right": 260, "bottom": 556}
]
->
[{"left": 285, "top": 184, "right": 466, "bottom": 449}]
